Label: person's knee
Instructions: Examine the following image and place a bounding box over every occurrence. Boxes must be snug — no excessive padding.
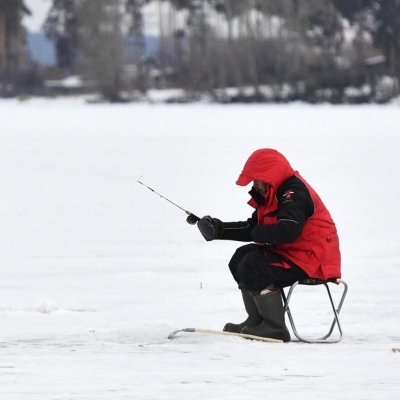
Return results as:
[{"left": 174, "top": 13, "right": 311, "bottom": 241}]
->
[
  {"left": 228, "top": 244, "right": 254, "bottom": 266},
  {"left": 228, "top": 244, "right": 255, "bottom": 282},
  {"left": 237, "top": 255, "right": 271, "bottom": 292}
]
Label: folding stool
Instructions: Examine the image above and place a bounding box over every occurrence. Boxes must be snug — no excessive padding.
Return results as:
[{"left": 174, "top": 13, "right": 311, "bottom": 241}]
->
[{"left": 281, "top": 278, "right": 348, "bottom": 343}]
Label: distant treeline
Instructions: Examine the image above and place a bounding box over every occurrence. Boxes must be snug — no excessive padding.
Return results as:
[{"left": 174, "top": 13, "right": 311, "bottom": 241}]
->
[{"left": 41, "top": 1, "right": 400, "bottom": 102}]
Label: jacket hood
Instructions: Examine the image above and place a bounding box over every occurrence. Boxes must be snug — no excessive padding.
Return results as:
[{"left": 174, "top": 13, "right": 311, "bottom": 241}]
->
[{"left": 236, "top": 149, "right": 295, "bottom": 187}]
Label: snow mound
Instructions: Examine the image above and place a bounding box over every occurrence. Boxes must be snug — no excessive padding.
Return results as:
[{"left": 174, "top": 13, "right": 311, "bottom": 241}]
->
[{"left": 34, "top": 299, "right": 59, "bottom": 314}]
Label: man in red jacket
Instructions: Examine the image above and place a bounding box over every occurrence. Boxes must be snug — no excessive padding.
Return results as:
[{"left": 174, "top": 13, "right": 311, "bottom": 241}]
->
[{"left": 197, "top": 149, "right": 341, "bottom": 342}]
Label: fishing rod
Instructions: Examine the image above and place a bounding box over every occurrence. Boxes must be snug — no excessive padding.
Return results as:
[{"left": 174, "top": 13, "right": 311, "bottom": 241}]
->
[{"left": 137, "top": 177, "right": 200, "bottom": 225}]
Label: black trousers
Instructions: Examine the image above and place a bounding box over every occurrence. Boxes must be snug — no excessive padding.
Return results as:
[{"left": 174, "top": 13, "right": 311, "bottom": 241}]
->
[{"left": 228, "top": 244, "right": 309, "bottom": 292}]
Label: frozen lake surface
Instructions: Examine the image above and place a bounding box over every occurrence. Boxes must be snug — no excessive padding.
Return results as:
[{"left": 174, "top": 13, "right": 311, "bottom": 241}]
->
[{"left": 1, "top": 98, "right": 399, "bottom": 399}]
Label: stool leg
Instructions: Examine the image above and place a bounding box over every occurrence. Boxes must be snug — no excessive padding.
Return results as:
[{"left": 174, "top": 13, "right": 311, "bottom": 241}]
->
[
  {"left": 321, "top": 280, "right": 348, "bottom": 341},
  {"left": 281, "top": 282, "right": 304, "bottom": 342},
  {"left": 282, "top": 280, "right": 348, "bottom": 344},
  {"left": 336, "top": 279, "right": 349, "bottom": 314},
  {"left": 321, "top": 279, "right": 348, "bottom": 341},
  {"left": 320, "top": 283, "right": 342, "bottom": 341}
]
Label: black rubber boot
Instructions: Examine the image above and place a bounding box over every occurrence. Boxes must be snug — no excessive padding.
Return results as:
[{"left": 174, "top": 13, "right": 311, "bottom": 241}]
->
[
  {"left": 241, "top": 290, "right": 291, "bottom": 342},
  {"left": 223, "top": 290, "right": 263, "bottom": 333}
]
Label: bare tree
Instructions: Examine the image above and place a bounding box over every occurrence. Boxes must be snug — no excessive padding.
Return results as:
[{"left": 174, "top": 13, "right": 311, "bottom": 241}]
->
[
  {"left": 125, "top": 0, "right": 150, "bottom": 92},
  {"left": 40, "top": 0, "right": 400, "bottom": 102},
  {"left": 213, "top": 1, "right": 251, "bottom": 95},
  {"left": 78, "top": 0, "right": 125, "bottom": 101}
]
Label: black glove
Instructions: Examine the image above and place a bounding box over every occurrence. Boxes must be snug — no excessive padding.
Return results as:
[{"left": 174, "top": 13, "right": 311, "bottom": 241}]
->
[{"left": 197, "top": 216, "right": 221, "bottom": 241}]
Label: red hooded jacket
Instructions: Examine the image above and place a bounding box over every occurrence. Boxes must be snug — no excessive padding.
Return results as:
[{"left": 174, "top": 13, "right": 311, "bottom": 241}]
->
[{"left": 236, "top": 149, "right": 341, "bottom": 280}]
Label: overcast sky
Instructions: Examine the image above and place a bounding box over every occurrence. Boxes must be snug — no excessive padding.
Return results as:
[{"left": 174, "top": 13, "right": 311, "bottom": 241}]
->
[
  {"left": 22, "top": 0, "right": 160, "bottom": 35},
  {"left": 23, "top": 0, "right": 52, "bottom": 32}
]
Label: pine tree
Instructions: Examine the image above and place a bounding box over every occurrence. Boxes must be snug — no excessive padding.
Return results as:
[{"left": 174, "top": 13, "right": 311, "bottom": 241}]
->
[
  {"left": 372, "top": 0, "right": 400, "bottom": 78},
  {"left": 43, "top": 0, "right": 80, "bottom": 73}
]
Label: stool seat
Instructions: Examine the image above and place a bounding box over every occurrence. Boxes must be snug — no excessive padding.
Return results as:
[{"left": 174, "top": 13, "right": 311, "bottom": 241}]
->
[{"left": 281, "top": 279, "right": 348, "bottom": 343}]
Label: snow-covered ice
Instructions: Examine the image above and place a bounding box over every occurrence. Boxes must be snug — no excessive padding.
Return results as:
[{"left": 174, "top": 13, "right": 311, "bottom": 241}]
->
[{"left": 1, "top": 97, "right": 399, "bottom": 399}]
